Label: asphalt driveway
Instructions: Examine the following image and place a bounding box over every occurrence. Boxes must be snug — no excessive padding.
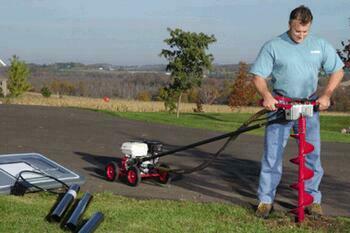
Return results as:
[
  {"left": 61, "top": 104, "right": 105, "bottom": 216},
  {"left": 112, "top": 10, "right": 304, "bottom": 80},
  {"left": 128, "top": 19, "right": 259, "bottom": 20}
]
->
[{"left": 0, "top": 104, "right": 349, "bottom": 217}]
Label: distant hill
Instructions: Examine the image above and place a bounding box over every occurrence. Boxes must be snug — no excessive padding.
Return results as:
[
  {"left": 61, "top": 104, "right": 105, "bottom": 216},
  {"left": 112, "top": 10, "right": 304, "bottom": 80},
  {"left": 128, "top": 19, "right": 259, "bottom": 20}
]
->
[
  {"left": 23, "top": 62, "right": 242, "bottom": 73},
  {"left": 20, "top": 62, "right": 244, "bottom": 80}
]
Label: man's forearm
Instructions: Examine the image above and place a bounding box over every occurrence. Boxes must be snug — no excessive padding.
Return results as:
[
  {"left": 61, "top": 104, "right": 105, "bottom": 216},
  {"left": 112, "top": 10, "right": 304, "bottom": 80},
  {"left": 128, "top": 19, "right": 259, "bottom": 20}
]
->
[
  {"left": 322, "top": 69, "right": 344, "bottom": 98},
  {"left": 252, "top": 76, "right": 278, "bottom": 111},
  {"left": 252, "top": 76, "right": 273, "bottom": 99}
]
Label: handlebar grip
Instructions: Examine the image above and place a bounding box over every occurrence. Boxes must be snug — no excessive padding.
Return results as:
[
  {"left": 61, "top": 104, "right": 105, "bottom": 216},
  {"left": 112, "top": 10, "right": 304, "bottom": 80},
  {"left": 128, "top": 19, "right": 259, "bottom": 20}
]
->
[{"left": 260, "top": 98, "right": 320, "bottom": 112}]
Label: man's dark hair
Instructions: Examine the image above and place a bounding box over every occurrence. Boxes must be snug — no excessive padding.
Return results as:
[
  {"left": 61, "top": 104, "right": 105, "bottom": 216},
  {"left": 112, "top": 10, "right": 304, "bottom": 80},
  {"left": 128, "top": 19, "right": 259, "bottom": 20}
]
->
[{"left": 289, "top": 5, "right": 313, "bottom": 25}]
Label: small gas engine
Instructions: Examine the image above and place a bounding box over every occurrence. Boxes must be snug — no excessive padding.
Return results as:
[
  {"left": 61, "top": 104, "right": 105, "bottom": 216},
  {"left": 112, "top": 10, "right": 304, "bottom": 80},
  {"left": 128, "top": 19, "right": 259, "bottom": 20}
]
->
[
  {"left": 105, "top": 141, "right": 170, "bottom": 186},
  {"left": 284, "top": 104, "right": 314, "bottom": 120}
]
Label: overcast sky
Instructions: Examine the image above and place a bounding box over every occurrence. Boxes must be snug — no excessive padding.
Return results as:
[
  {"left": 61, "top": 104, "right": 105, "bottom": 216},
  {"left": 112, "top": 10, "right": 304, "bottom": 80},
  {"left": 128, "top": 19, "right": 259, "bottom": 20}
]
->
[{"left": 0, "top": 0, "right": 349, "bottom": 65}]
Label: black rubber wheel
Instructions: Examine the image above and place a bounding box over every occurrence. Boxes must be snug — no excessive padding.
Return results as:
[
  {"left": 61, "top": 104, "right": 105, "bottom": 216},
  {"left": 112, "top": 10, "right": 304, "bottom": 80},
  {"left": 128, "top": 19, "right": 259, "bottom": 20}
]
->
[
  {"left": 105, "top": 162, "right": 119, "bottom": 181},
  {"left": 126, "top": 166, "right": 141, "bottom": 186},
  {"left": 158, "top": 163, "right": 171, "bottom": 184}
]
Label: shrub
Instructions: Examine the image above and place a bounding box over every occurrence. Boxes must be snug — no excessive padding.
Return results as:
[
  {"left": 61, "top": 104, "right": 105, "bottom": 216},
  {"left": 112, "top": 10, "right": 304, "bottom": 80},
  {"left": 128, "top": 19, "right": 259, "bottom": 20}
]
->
[
  {"left": 50, "top": 80, "right": 76, "bottom": 97},
  {"left": 136, "top": 90, "right": 151, "bottom": 101},
  {"left": 40, "top": 86, "right": 51, "bottom": 98}
]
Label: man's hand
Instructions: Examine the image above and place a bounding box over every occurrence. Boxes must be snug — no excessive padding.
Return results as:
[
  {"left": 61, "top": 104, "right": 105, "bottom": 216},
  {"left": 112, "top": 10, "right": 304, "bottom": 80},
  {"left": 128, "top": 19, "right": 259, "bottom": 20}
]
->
[
  {"left": 317, "top": 69, "right": 344, "bottom": 111},
  {"left": 252, "top": 76, "right": 279, "bottom": 111},
  {"left": 262, "top": 95, "right": 279, "bottom": 111},
  {"left": 317, "top": 95, "right": 331, "bottom": 111}
]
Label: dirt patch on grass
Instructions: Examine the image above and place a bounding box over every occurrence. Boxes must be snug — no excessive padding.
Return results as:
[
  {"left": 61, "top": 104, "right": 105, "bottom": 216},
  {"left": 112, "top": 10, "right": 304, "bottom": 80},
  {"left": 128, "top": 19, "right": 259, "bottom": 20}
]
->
[{"left": 266, "top": 211, "right": 350, "bottom": 232}]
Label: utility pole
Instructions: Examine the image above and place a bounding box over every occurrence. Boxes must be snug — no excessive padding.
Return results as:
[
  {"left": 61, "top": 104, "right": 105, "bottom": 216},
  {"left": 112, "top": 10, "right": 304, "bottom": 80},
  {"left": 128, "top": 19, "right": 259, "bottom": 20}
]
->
[
  {"left": 0, "top": 58, "right": 8, "bottom": 96},
  {"left": 0, "top": 59, "right": 6, "bottom": 67}
]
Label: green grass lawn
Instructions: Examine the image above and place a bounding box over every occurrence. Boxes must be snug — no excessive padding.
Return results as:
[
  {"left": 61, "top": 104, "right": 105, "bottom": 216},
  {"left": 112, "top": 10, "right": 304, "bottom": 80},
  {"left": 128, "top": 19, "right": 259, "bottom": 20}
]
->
[
  {"left": 1, "top": 192, "right": 349, "bottom": 233},
  {"left": 98, "top": 111, "right": 350, "bottom": 143}
]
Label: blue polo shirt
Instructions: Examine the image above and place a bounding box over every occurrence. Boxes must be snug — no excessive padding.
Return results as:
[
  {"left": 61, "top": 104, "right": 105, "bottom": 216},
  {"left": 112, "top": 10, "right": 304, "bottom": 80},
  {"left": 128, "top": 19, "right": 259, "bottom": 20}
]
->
[{"left": 250, "top": 32, "right": 344, "bottom": 98}]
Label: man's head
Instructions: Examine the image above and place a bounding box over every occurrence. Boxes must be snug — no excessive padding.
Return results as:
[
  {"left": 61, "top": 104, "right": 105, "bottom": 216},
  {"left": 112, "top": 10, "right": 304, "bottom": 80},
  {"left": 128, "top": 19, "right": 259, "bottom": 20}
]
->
[{"left": 288, "top": 5, "right": 313, "bottom": 44}]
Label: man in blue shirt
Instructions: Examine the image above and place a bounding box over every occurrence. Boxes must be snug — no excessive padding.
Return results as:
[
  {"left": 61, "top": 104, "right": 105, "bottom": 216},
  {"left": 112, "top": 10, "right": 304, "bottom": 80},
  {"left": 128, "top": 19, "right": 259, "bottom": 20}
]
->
[{"left": 250, "top": 5, "right": 344, "bottom": 218}]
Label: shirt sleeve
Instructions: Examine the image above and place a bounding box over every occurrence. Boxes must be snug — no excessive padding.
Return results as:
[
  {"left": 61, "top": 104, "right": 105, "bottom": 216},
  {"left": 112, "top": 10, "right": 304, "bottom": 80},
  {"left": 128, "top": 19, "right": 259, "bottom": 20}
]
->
[
  {"left": 250, "top": 42, "right": 274, "bottom": 78},
  {"left": 321, "top": 39, "right": 344, "bottom": 74}
]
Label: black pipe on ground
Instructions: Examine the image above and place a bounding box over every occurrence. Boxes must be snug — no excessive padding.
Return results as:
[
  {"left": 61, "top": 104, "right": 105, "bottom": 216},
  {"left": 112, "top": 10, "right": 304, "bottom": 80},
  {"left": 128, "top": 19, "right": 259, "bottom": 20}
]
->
[
  {"left": 78, "top": 212, "right": 104, "bottom": 233},
  {"left": 65, "top": 192, "right": 93, "bottom": 231},
  {"left": 50, "top": 184, "right": 80, "bottom": 222}
]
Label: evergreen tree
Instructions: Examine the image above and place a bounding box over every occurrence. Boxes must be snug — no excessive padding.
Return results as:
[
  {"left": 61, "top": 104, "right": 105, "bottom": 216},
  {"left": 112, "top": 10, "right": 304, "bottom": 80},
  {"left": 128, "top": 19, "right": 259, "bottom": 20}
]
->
[{"left": 7, "top": 55, "right": 31, "bottom": 97}]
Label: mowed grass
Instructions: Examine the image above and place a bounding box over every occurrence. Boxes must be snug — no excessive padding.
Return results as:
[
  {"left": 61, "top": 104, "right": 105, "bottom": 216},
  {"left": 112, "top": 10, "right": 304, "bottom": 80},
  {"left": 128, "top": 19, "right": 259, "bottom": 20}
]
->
[
  {"left": 1, "top": 192, "right": 349, "bottom": 233},
  {"left": 99, "top": 111, "right": 350, "bottom": 143},
  {"left": 3, "top": 92, "right": 350, "bottom": 143}
]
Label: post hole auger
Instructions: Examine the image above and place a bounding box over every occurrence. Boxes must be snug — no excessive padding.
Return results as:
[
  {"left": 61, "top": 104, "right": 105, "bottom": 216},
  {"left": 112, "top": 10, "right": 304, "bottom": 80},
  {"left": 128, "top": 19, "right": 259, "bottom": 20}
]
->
[{"left": 275, "top": 97, "right": 319, "bottom": 223}]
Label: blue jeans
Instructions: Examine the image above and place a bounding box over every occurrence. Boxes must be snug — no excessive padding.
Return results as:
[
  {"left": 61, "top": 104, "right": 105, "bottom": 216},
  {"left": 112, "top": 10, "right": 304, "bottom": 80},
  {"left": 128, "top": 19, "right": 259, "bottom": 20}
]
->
[{"left": 258, "top": 111, "right": 323, "bottom": 204}]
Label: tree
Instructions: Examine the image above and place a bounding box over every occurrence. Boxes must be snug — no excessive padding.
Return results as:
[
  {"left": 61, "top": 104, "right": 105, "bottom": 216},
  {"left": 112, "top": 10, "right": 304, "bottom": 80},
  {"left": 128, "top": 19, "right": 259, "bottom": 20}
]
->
[
  {"left": 50, "top": 80, "right": 76, "bottom": 97},
  {"left": 228, "top": 62, "right": 258, "bottom": 108},
  {"left": 160, "top": 28, "right": 216, "bottom": 118},
  {"left": 7, "top": 55, "right": 31, "bottom": 97},
  {"left": 199, "top": 79, "right": 220, "bottom": 105},
  {"left": 337, "top": 39, "right": 350, "bottom": 69}
]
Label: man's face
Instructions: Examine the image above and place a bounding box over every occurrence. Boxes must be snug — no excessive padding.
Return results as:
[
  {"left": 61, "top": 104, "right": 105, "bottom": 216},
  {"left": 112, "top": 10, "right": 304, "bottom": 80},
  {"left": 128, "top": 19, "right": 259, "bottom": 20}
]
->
[{"left": 288, "top": 19, "right": 311, "bottom": 44}]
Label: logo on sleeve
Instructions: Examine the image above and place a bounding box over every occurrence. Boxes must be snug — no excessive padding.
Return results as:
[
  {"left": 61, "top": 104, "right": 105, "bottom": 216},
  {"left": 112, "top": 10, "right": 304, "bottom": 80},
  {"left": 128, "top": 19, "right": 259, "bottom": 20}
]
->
[{"left": 310, "top": 50, "right": 321, "bottom": 54}]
